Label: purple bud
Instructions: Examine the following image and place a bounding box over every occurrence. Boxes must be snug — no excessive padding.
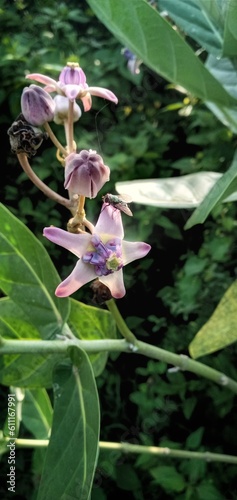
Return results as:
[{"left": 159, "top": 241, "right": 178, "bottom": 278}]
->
[
  {"left": 21, "top": 85, "right": 55, "bottom": 126},
  {"left": 64, "top": 150, "right": 110, "bottom": 198}
]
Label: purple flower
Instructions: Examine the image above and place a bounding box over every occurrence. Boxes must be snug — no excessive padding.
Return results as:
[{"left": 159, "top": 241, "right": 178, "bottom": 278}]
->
[
  {"left": 122, "top": 48, "right": 142, "bottom": 75},
  {"left": 21, "top": 85, "right": 55, "bottom": 126},
  {"left": 43, "top": 205, "right": 151, "bottom": 299},
  {"left": 64, "top": 150, "right": 110, "bottom": 198},
  {"left": 26, "top": 62, "right": 118, "bottom": 111}
]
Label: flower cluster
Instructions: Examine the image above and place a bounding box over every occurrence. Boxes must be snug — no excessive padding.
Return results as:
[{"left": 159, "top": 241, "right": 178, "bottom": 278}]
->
[{"left": 9, "top": 61, "right": 151, "bottom": 299}]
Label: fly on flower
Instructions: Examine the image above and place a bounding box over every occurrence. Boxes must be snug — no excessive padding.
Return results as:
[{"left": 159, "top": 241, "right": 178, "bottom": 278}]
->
[{"left": 102, "top": 193, "right": 133, "bottom": 216}]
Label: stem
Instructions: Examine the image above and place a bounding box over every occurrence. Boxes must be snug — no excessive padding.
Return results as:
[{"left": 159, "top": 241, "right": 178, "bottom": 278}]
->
[
  {"left": 67, "top": 100, "right": 75, "bottom": 153},
  {"left": 6, "top": 438, "right": 237, "bottom": 464},
  {"left": 17, "top": 153, "right": 71, "bottom": 209},
  {"left": 43, "top": 122, "right": 68, "bottom": 157},
  {"left": 1, "top": 337, "right": 237, "bottom": 393},
  {"left": 106, "top": 299, "right": 137, "bottom": 345}
]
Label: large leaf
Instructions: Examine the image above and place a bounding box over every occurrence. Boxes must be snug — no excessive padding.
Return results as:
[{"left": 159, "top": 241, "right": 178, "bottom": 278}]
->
[
  {"left": 68, "top": 298, "right": 117, "bottom": 376},
  {"left": 0, "top": 298, "right": 66, "bottom": 388},
  {"left": 116, "top": 171, "right": 237, "bottom": 209},
  {"left": 21, "top": 389, "right": 53, "bottom": 439},
  {"left": 189, "top": 280, "right": 237, "bottom": 358},
  {"left": 185, "top": 150, "right": 237, "bottom": 229},
  {"left": 158, "top": 0, "right": 223, "bottom": 56},
  {"left": 205, "top": 54, "right": 237, "bottom": 132},
  {"left": 86, "top": 0, "right": 237, "bottom": 108},
  {"left": 222, "top": 0, "right": 237, "bottom": 56},
  {"left": 0, "top": 203, "right": 69, "bottom": 338},
  {"left": 37, "top": 347, "right": 100, "bottom": 500}
]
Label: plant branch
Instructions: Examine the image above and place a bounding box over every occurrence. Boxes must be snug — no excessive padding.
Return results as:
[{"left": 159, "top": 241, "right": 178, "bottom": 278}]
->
[
  {"left": 17, "top": 153, "right": 72, "bottom": 210},
  {"left": 6, "top": 438, "right": 237, "bottom": 464},
  {"left": 1, "top": 337, "right": 237, "bottom": 393},
  {"left": 43, "top": 122, "right": 68, "bottom": 157},
  {"left": 106, "top": 298, "right": 137, "bottom": 345}
]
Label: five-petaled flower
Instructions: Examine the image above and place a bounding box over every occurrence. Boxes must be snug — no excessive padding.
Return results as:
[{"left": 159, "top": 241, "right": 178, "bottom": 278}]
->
[
  {"left": 26, "top": 62, "right": 118, "bottom": 111},
  {"left": 43, "top": 204, "right": 151, "bottom": 299}
]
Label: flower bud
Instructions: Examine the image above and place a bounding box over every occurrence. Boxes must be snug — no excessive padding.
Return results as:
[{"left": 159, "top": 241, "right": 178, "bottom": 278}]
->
[
  {"left": 64, "top": 150, "right": 110, "bottom": 198},
  {"left": 53, "top": 95, "right": 82, "bottom": 124},
  {"left": 21, "top": 84, "right": 55, "bottom": 126}
]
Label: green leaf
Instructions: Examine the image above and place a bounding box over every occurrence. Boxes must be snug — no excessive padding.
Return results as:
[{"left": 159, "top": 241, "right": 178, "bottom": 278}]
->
[
  {"left": 189, "top": 280, "right": 237, "bottom": 358},
  {"left": 185, "top": 150, "right": 237, "bottom": 229},
  {"left": 0, "top": 298, "right": 66, "bottom": 388},
  {"left": 185, "top": 427, "right": 204, "bottom": 449},
  {"left": 205, "top": 54, "right": 237, "bottom": 132},
  {"left": 68, "top": 298, "right": 117, "bottom": 376},
  {"left": 21, "top": 389, "right": 53, "bottom": 439},
  {"left": 158, "top": 0, "right": 223, "bottom": 56},
  {"left": 86, "top": 0, "right": 237, "bottom": 107},
  {"left": 0, "top": 203, "right": 69, "bottom": 338},
  {"left": 223, "top": 0, "right": 237, "bottom": 56},
  {"left": 150, "top": 465, "right": 186, "bottom": 492},
  {"left": 37, "top": 347, "right": 100, "bottom": 500}
]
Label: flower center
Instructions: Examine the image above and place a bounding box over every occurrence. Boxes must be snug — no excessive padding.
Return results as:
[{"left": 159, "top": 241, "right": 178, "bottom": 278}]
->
[{"left": 82, "top": 234, "right": 123, "bottom": 276}]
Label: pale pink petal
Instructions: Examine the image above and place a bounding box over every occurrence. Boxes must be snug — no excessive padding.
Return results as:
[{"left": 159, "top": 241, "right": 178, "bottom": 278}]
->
[
  {"left": 88, "top": 86, "right": 118, "bottom": 104},
  {"left": 80, "top": 94, "right": 92, "bottom": 112},
  {"left": 95, "top": 204, "right": 124, "bottom": 239},
  {"left": 26, "top": 73, "right": 58, "bottom": 88},
  {"left": 122, "top": 241, "right": 151, "bottom": 265},
  {"left": 43, "top": 227, "right": 91, "bottom": 258},
  {"left": 55, "top": 260, "right": 96, "bottom": 297},
  {"left": 100, "top": 269, "right": 125, "bottom": 298}
]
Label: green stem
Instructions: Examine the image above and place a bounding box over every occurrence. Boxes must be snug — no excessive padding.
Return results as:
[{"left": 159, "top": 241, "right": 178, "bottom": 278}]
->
[
  {"left": 106, "top": 299, "right": 137, "bottom": 345},
  {"left": 6, "top": 438, "right": 237, "bottom": 464},
  {"left": 1, "top": 337, "right": 237, "bottom": 393},
  {"left": 43, "top": 122, "right": 68, "bottom": 157}
]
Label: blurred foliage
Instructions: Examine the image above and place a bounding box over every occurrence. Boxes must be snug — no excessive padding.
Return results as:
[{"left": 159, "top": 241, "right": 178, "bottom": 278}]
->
[{"left": 1, "top": 0, "right": 237, "bottom": 499}]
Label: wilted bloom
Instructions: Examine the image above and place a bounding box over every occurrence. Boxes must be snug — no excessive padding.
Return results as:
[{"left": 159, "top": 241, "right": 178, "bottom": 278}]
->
[
  {"left": 26, "top": 62, "right": 118, "bottom": 112},
  {"left": 53, "top": 95, "right": 81, "bottom": 124},
  {"left": 64, "top": 150, "right": 110, "bottom": 198},
  {"left": 21, "top": 85, "right": 55, "bottom": 126},
  {"left": 43, "top": 204, "right": 151, "bottom": 298}
]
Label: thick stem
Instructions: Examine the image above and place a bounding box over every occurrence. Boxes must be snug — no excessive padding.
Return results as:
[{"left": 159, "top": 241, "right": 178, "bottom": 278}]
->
[
  {"left": 6, "top": 438, "right": 237, "bottom": 464},
  {"left": 1, "top": 337, "right": 237, "bottom": 393}
]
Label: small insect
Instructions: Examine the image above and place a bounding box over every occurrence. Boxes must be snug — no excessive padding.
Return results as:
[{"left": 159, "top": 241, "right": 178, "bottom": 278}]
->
[{"left": 102, "top": 193, "right": 133, "bottom": 216}]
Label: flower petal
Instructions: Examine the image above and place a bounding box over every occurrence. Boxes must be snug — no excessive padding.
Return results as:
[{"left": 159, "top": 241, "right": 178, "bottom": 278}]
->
[
  {"left": 88, "top": 86, "right": 118, "bottom": 104},
  {"left": 55, "top": 260, "right": 96, "bottom": 297},
  {"left": 122, "top": 241, "right": 151, "bottom": 265},
  {"left": 100, "top": 268, "right": 125, "bottom": 298},
  {"left": 80, "top": 94, "right": 92, "bottom": 112},
  {"left": 43, "top": 227, "right": 91, "bottom": 258},
  {"left": 26, "top": 73, "right": 58, "bottom": 88},
  {"left": 95, "top": 204, "right": 124, "bottom": 239}
]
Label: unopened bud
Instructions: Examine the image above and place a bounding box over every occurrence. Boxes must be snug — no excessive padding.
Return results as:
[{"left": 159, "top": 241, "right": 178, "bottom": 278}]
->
[
  {"left": 21, "top": 84, "right": 55, "bottom": 126},
  {"left": 53, "top": 95, "right": 82, "bottom": 124},
  {"left": 64, "top": 150, "right": 110, "bottom": 198}
]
